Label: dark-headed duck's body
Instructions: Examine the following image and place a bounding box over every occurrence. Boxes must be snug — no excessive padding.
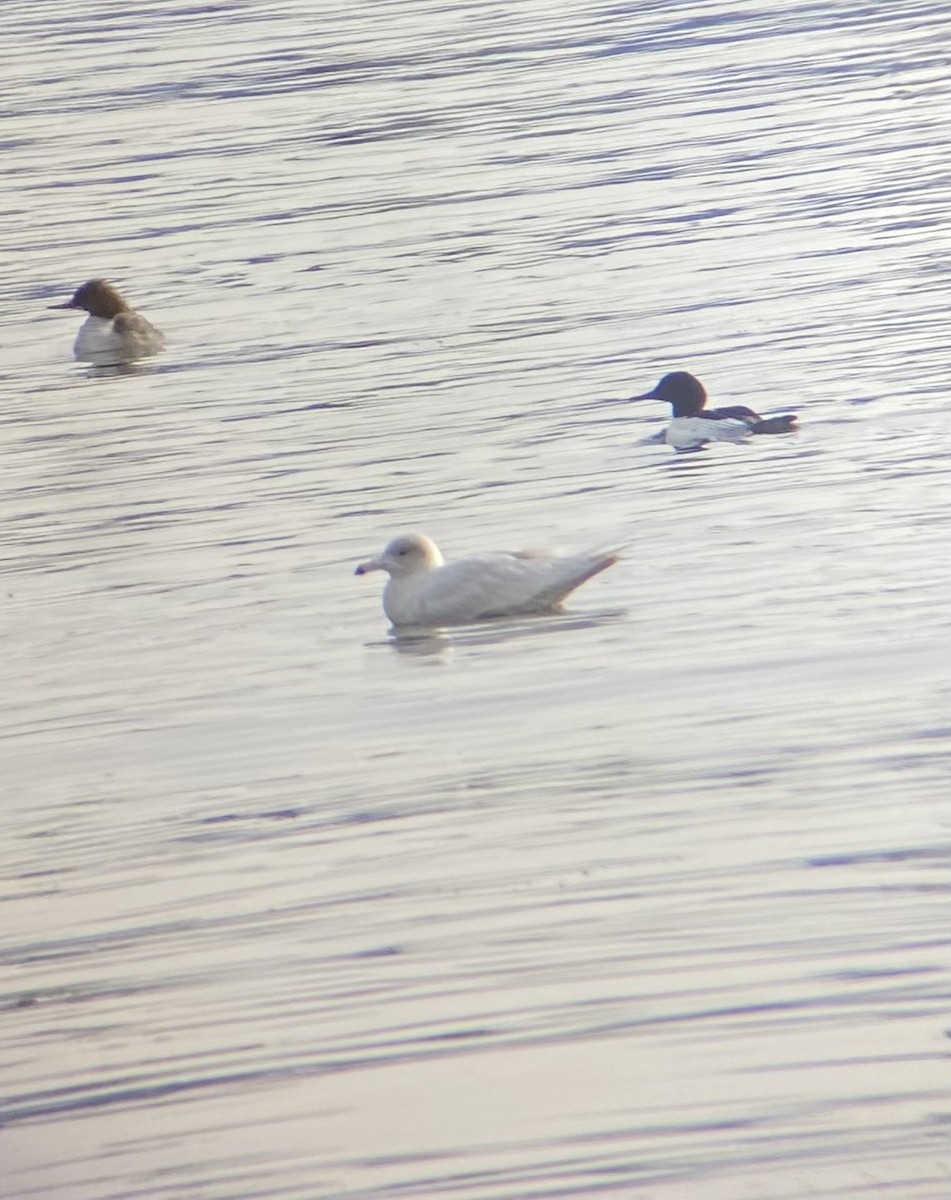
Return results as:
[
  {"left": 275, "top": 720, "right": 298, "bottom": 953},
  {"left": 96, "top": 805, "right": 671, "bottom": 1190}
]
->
[
  {"left": 633, "top": 371, "right": 797, "bottom": 451},
  {"left": 49, "top": 279, "right": 165, "bottom": 365}
]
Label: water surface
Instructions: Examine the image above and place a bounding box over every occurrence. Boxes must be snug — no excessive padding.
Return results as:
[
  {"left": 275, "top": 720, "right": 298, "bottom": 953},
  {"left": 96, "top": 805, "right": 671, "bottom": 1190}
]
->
[{"left": 1, "top": 1, "right": 948, "bottom": 1197}]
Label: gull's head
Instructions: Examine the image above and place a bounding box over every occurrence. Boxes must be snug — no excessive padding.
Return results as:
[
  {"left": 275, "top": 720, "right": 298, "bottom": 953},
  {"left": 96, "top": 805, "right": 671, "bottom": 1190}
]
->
[{"left": 355, "top": 533, "right": 444, "bottom": 578}]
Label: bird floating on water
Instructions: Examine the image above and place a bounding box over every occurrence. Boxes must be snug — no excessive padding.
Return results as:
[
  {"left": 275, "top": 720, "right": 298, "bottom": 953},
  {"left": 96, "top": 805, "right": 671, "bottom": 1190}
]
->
[
  {"left": 355, "top": 532, "right": 620, "bottom": 628},
  {"left": 632, "top": 371, "right": 797, "bottom": 451},
  {"left": 49, "top": 279, "right": 165, "bottom": 365}
]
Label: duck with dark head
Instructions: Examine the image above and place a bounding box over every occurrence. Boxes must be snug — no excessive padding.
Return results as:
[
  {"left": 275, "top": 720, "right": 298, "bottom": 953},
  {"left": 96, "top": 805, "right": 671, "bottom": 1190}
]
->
[
  {"left": 632, "top": 371, "right": 797, "bottom": 451},
  {"left": 49, "top": 279, "right": 165, "bottom": 366}
]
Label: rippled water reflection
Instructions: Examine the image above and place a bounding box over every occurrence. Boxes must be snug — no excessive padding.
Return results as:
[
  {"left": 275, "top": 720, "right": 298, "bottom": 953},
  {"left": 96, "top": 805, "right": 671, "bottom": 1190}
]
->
[{"left": 2, "top": 1, "right": 948, "bottom": 1197}]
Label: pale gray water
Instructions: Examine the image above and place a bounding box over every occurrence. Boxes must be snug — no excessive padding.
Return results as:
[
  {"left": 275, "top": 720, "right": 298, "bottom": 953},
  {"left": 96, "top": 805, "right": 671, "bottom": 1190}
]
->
[{"left": 1, "top": 1, "right": 949, "bottom": 1197}]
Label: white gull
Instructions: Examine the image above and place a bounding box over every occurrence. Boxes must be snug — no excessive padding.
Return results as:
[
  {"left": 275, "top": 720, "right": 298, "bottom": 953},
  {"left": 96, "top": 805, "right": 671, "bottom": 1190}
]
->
[{"left": 355, "top": 533, "right": 620, "bottom": 628}]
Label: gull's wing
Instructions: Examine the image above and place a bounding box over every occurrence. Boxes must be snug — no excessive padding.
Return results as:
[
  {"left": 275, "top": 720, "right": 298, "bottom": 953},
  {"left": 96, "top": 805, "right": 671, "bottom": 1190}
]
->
[{"left": 390, "top": 550, "right": 619, "bottom": 626}]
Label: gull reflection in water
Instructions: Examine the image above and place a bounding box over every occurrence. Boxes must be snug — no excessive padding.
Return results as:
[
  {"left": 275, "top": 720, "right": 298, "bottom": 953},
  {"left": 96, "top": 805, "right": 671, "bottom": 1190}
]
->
[{"left": 378, "top": 608, "right": 627, "bottom": 661}]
